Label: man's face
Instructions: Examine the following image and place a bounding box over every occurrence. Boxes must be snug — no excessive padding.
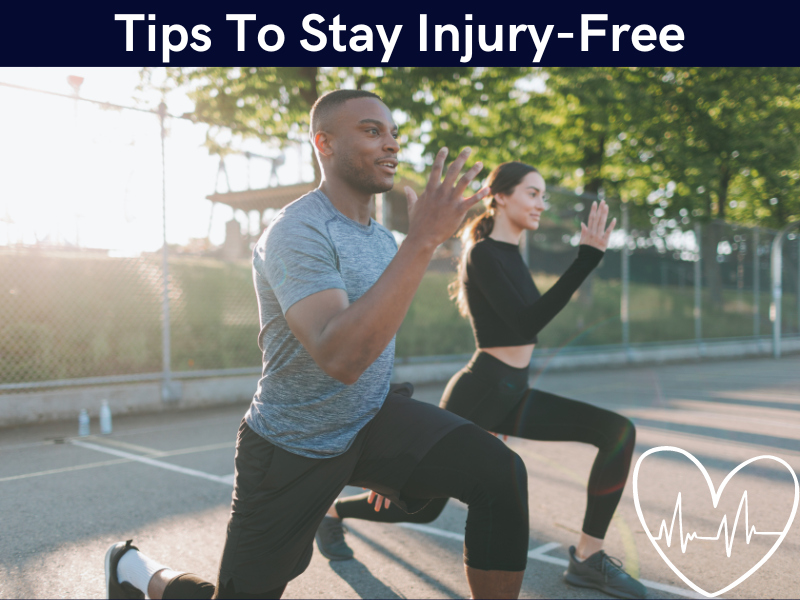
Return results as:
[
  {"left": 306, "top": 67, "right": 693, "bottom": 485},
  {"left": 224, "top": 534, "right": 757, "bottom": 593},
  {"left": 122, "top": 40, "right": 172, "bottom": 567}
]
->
[{"left": 326, "top": 98, "right": 399, "bottom": 194}]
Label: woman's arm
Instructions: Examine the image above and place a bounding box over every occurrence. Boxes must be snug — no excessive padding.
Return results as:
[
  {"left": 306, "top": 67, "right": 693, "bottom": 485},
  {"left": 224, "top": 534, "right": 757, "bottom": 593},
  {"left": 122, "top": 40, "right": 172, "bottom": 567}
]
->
[
  {"left": 469, "top": 244, "right": 603, "bottom": 338},
  {"left": 470, "top": 200, "right": 615, "bottom": 339}
]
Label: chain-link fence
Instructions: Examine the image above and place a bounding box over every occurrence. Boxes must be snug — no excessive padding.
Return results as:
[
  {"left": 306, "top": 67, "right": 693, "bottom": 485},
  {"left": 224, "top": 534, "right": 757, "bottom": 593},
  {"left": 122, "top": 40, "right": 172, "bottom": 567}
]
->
[
  {"left": 1, "top": 80, "right": 799, "bottom": 396},
  {"left": 0, "top": 80, "right": 266, "bottom": 396},
  {"left": 395, "top": 190, "right": 800, "bottom": 359}
]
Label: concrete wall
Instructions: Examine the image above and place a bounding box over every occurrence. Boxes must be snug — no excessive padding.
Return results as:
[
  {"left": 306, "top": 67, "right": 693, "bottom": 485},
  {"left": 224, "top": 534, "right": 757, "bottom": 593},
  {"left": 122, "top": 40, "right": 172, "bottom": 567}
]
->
[
  {"left": 2, "top": 336, "right": 798, "bottom": 428},
  {"left": 0, "top": 375, "right": 258, "bottom": 428},
  {"left": 391, "top": 337, "right": 800, "bottom": 385}
]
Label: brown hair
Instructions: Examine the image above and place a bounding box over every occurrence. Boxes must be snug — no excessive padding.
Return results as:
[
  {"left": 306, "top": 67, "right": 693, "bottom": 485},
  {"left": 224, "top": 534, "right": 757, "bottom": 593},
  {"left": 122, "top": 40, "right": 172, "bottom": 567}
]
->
[{"left": 449, "top": 162, "right": 539, "bottom": 317}]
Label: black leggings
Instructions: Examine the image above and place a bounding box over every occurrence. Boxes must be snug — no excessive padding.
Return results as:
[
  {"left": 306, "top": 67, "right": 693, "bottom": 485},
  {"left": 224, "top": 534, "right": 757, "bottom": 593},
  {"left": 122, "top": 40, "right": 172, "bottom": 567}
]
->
[
  {"left": 337, "top": 351, "right": 636, "bottom": 540},
  {"left": 162, "top": 424, "right": 529, "bottom": 598}
]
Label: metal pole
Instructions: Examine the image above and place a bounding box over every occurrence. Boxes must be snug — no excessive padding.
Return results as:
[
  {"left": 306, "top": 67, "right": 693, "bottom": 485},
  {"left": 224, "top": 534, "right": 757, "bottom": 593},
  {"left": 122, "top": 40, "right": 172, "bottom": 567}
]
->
[
  {"left": 772, "top": 233, "right": 783, "bottom": 358},
  {"left": 770, "top": 222, "right": 800, "bottom": 358},
  {"left": 694, "top": 223, "right": 702, "bottom": 348},
  {"left": 753, "top": 228, "right": 760, "bottom": 339},
  {"left": 621, "top": 202, "right": 630, "bottom": 352},
  {"left": 797, "top": 236, "right": 800, "bottom": 336},
  {"left": 158, "top": 102, "right": 177, "bottom": 403}
]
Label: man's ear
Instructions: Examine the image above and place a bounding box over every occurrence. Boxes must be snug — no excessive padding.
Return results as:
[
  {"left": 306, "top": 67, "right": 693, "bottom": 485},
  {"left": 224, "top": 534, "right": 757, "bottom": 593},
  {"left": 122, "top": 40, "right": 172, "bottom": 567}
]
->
[{"left": 314, "top": 131, "right": 334, "bottom": 158}]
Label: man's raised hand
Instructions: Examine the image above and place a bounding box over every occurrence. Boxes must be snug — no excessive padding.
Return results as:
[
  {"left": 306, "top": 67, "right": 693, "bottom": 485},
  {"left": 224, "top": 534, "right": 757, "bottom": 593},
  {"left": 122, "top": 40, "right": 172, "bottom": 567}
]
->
[{"left": 404, "top": 147, "right": 490, "bottom": 248}]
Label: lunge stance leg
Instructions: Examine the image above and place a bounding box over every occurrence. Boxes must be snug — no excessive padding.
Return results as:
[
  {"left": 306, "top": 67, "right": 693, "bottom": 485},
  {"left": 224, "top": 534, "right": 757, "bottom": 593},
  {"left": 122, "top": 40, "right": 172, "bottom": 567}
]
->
[
  {"left": 491, "top": 388, "right": 636, "bottom": 545},
  {"left": 333, "top": 493, "right": 448, "bottom": 523},
  {"left": 395, "top": 424, "right": 529, "bottom": 598}
]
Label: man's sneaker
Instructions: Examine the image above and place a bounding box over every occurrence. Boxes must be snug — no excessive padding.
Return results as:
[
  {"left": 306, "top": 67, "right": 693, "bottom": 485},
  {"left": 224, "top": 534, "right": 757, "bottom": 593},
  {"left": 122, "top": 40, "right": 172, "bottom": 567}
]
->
[
  {"left": 315, "top": 516, "right": 354, "bottom": 561},
  {"left": 564, "top": 545, "right": 647, "bottom": 599},
  {"left": 105, "top": 540, "right": 145, "bottom": 599}
]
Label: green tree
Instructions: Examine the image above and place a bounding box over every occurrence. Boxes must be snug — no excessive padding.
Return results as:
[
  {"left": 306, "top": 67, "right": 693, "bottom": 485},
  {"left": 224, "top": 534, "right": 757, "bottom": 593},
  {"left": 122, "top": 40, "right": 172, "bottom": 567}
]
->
[
  {"left": 630, "top": 68, "right": 800, "bottom": 303},
  {"left": 149, "top": 67, "right": 521, "bottom": 184}
]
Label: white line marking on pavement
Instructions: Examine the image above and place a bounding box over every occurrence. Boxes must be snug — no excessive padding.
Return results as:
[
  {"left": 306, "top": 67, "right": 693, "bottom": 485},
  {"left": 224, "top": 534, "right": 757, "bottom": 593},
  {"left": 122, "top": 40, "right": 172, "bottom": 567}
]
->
[
  {"left": 68, "top": 439, "right": 704, "bottom": 598},
  {"left": 528, "top": 542, "right": 565, "bottom": 564},
  {"left": 398, "top": 522, "right": 466, "bottom": 542},
  {"left": 0, "top": 458, "right": 131, "bottom": 483},
  {"left": 402, "top": 523, "right": 704, "bottom": 598},
  {"left": 1, "top": 441, "right": 236, "bottom": 483},
  {"left": 70, "top": 440, "right": 233, "bottom": 486}
]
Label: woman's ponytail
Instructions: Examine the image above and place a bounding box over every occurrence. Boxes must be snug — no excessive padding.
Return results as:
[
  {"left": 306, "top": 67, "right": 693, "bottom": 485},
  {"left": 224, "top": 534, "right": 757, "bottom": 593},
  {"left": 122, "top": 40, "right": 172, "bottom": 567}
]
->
[{"left": 449, "top": 208, "right": 496, "bottom": 317}]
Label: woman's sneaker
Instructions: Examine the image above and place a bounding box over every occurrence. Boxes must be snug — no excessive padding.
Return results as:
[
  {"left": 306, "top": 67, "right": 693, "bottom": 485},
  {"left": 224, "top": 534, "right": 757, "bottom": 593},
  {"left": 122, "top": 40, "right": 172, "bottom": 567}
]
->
[
  {"left": 564, "top": 545, "right": 647, "bottom": 599},
  {"left": 315, "top": 516, "right": 354, "bottom": 561},
  {"left": 104, "top": 540, "right": 144, "bottom": 599}
]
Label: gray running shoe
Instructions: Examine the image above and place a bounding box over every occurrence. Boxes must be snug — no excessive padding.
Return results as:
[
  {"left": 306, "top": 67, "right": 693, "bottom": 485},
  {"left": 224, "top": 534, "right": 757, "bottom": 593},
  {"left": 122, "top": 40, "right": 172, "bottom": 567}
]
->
[
  {"left": 564, "top": 545, "right": 647, "bottom": 599},
  {"left": 315, "top": 516, "right": 354, "bottom": 561}
]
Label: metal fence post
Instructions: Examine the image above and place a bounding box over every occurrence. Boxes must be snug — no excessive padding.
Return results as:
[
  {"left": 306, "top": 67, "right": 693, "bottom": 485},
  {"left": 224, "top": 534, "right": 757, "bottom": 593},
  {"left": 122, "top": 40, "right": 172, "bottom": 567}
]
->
[
  {"left": 158, "top": 102, "right": 179, "bottom": 403},
  {"left": 694, "top": 223, "right": 703, "bottom": 350},
  {"left": 770, "top": 222, "right": 800, "bottom": 358},
  {"left": 621, "top": 203, "right": 630, "bottom": 354},
  {"left": 753, "top": 228, "right": 760, "bottom": 340}
]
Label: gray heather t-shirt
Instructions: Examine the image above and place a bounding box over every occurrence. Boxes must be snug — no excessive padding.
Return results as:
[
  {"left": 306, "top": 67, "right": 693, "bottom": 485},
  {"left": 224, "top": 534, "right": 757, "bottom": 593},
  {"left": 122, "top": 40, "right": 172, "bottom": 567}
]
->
[{"left": 244, "top": 189, "right": 398, "bottom": 459}]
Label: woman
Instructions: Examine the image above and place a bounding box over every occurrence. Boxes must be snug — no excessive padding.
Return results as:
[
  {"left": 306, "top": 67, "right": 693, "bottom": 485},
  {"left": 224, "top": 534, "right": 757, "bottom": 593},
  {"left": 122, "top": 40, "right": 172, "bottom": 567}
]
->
[{"left": 317, "top": 162, "right": 646, "bottom": 600}]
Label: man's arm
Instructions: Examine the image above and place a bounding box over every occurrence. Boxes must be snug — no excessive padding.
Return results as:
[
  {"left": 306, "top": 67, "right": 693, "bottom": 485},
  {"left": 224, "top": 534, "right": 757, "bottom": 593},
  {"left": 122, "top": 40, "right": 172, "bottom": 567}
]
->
[{"left": 286, "top": 148, "right": 487, "bottom": 384}]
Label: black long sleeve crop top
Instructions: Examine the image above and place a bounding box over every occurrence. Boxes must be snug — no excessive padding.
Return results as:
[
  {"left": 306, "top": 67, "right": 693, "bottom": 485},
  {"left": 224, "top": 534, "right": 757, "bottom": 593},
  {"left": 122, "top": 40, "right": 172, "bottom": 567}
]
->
[{"left": 463, "top": 237, "right": 604, "bottom": 348}]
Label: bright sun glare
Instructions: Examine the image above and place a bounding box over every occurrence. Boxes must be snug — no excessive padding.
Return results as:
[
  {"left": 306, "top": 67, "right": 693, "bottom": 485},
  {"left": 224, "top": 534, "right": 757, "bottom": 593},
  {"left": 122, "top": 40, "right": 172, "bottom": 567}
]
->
[{"left": 0, "top": 68, "right": 312, "bottom": 254}]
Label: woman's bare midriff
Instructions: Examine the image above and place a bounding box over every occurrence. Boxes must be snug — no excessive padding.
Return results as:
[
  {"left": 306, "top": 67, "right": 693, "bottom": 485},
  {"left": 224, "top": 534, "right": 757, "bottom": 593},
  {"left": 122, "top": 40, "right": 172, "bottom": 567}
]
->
[{"left": 482, "top": 344, "right": 535, "bottom": 369}]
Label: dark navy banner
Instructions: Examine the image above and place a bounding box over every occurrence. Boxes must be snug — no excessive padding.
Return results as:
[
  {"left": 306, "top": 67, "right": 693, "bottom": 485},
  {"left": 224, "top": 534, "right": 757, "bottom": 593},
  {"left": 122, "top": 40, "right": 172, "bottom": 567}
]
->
[{"left": 2, "top": 2, "right": 797, "bottom": 66}]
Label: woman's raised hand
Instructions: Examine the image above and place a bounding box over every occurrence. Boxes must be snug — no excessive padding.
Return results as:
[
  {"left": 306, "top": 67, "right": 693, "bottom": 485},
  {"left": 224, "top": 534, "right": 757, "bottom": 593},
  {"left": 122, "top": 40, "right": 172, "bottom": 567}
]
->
[{"left": 579, "top": 200, "right": 616, "bottom": 252}]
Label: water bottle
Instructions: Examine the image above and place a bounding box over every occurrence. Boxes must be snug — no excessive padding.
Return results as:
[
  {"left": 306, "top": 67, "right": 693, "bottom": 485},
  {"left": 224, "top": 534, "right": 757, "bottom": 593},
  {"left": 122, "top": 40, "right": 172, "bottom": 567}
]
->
[
  {"left": 78, "top": 409, "right": 90, "bottom": 437},
  {"left": 99, "top": 400, "right": 112, "bottom": 435}
]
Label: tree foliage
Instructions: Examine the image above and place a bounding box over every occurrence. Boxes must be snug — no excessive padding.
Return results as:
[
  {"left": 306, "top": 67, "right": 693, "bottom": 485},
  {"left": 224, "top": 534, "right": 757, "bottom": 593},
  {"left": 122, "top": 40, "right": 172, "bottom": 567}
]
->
[{"left": 150, "top": 66, "right": 800, "bottom": 231}]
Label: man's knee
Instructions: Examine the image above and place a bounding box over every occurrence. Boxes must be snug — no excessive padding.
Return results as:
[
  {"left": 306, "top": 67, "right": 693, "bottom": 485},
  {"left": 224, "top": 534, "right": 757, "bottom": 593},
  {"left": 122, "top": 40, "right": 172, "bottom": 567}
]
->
[
  {"left": 470, "top": 437, "right": 528, "bottom": 516},
  {"left": 464, "top": 440, "right": 530, "bottom": 571},
  {"left": 492, "top": 447, "right": 528, "bottom": 508}
]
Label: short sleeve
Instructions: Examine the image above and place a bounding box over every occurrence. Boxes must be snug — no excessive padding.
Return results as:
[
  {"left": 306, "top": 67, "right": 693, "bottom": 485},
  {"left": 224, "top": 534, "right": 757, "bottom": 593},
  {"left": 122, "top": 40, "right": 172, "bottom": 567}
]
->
[{"left": 254, "top": 215, "right": 347, "bottom": 314}]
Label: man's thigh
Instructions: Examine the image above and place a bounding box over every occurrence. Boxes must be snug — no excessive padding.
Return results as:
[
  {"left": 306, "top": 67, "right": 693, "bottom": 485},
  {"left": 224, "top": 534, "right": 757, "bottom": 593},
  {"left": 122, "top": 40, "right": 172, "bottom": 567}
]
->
[
  {"left": 217, "top": 420, "right": 357, "bottom": 594},
  {"left": 349, "top": 393, "right": 471, "bottom": 509}
]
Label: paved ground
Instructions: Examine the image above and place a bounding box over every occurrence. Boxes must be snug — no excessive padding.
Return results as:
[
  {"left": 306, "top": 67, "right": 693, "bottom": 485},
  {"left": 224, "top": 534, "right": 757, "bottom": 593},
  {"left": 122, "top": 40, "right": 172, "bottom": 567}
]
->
[{"left": 1, "top": 355, "right": 799, "bottom": 599}]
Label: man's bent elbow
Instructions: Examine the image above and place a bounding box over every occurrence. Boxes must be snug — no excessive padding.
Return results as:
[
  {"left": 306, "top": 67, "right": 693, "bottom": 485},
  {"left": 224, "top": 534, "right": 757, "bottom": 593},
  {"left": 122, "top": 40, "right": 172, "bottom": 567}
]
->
[{"left": 322, "top": 360, "right": 363, "bottom": 386}]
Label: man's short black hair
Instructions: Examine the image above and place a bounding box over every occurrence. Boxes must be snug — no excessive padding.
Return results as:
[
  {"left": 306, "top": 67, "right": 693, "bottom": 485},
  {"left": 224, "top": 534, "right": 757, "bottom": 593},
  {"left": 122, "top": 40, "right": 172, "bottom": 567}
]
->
[{"left": 309, "top": 89, "right": 383, "bottom": 140}]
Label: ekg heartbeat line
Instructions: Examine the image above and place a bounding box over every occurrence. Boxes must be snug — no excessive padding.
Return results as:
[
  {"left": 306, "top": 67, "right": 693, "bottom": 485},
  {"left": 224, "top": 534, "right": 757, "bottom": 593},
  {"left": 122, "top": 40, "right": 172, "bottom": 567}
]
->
[{"left": 653, "top": 491, "right": 783, "bottom": 556}]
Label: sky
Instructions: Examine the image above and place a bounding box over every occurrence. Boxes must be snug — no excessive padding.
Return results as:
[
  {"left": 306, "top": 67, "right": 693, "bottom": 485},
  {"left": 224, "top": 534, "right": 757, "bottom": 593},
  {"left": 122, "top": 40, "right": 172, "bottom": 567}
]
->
[{"left": 0, "top": 67, "right": 314, "bottom": 254}]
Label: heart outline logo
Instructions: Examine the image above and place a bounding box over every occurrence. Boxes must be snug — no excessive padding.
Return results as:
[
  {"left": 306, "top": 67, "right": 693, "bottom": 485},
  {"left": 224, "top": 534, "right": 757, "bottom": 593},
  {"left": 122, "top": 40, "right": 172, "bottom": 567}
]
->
[{"left": 632, "top": 446, "right": 799, "bottom": 598}]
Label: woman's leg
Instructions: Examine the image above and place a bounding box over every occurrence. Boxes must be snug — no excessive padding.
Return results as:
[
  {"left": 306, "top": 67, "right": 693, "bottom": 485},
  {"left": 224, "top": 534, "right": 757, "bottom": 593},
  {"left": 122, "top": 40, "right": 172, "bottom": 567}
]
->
[
  {"left": 492, "top": 388, "right": 636, "bottom": 542},
  {"left": 334, "top": 492, "right": 449, "bottom": 523}
]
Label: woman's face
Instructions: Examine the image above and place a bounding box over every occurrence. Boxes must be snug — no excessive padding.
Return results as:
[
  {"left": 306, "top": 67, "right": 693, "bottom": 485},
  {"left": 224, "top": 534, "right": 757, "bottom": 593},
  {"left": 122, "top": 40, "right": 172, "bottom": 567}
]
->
[{"left": 495, "top": 171, "right": 547, "bottom": 231}]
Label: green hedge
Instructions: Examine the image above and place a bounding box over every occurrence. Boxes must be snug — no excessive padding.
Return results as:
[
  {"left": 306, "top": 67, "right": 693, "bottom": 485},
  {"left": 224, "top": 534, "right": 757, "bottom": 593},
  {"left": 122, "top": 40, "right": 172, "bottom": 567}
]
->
[{"left": 0, "top": 252, "right": 795, "bottom": 385}]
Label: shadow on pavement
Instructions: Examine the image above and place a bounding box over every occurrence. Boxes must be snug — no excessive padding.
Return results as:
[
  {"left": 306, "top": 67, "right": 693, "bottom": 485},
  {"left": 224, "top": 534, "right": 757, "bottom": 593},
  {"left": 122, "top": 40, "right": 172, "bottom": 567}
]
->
[
  {"left": 328, "top": 558, "right": 402, "bottom": 599},
  {"left": 631, "top": 417, "right": 800, "bottom": 454},
  {"left": 347, "top": 526, "right": 463, "bottom": 599},
  {"left": 633, "top": 442, "right": 798, "bottom": 485},
  {"left": 686, "top": 396, "right": 800, "bottom": 413}
]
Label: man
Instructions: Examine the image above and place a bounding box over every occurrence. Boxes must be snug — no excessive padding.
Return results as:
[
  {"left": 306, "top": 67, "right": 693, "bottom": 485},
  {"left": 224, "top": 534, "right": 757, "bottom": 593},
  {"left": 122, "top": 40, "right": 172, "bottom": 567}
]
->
[{"left": 105, "top": 89, "right": 530, "bottom": 600}]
